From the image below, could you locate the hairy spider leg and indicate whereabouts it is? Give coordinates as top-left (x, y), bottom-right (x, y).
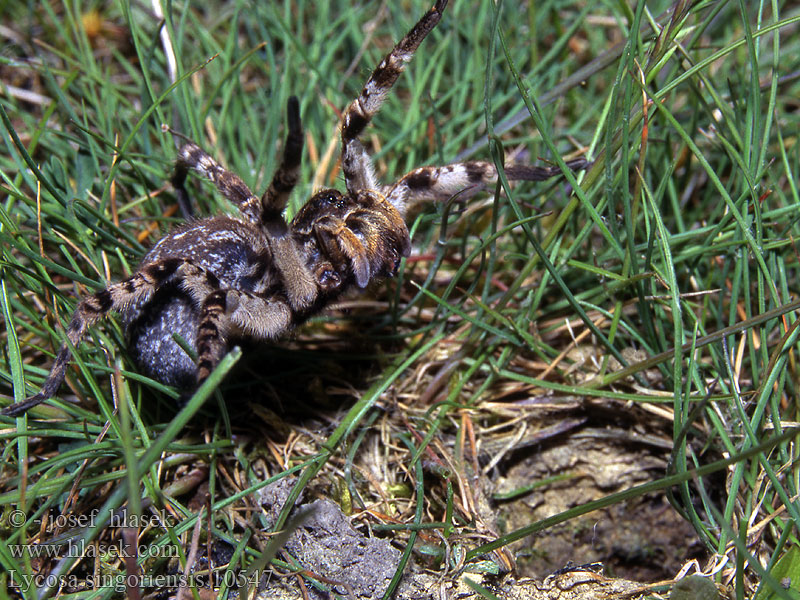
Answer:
top-left (172, 98), bottom-right (303, 227)
top-left (261, 96), bottom-right (304, 219)
top-left (193, 290), bottom-right (230, 385)
top-left (2, 258), bottom-right (225, 416)
top-left (337, 0), bottom-right (586, 215)
top-left (340, 0), bottom-right (448, 197)
top-left (385, 158), bottom-right (593, 214)
top-left (172, 144), bottom-right (263, 225)
top-left (194, 288), bottom-right (293, 385)
top-left (259, 97), bottom-right (318, 308)
top-left (172, 100), bottom-right (317, 310)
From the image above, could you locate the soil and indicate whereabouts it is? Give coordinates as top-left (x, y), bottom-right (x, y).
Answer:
top-left (249, 396), bottom-right (711, 599)
top-left (495, 428), bottom-right (706, 581)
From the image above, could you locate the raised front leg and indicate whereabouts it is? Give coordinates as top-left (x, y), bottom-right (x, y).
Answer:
top-left (340, 0), bottom-right (448, 196)
top-left (260, 98), bottom-right (318, 311)
top-left (260, 96), bottom-right (304, 220)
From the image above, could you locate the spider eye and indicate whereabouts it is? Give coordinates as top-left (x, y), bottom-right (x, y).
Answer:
top-left (320, 191), bottom-right (345, 208)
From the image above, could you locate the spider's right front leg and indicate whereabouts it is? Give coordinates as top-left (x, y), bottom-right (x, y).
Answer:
top-left (261, 96), bottom-right (304, 219)
top-left (259, 96), bottom-right (319, 311)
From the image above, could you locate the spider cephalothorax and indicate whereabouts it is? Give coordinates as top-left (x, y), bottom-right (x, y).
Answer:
top-left (291, 188), bottom-right (411, 292)
top-left (4, 0), bottom-right (585, 416)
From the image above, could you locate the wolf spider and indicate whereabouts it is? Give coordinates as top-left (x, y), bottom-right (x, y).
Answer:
top-left (4, 0), bottom-right (586, 417)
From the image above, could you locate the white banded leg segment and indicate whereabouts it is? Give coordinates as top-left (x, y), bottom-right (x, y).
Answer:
top-left (385, 158), bottom-right (593, 216)
top-left (385, 162), bottom-right (499, 215)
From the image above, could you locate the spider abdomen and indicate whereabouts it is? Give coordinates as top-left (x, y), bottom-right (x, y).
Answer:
top-left (124, 283), bottom-right (199, 388)
top-left (123, 216), bottom-right (281, 388)
top-left (145, 217), bottom-right (274, 291)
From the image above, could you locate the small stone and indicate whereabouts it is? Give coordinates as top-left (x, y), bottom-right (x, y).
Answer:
top-left (670, 576), bottom-right (719, 600)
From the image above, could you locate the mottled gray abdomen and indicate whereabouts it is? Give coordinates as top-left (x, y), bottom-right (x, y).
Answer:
top-left (120, 216), bottom-right (275, 390)
top-left (122, 283), bottom-right (199, 389)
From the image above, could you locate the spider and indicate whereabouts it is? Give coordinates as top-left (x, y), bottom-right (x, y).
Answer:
top-left (4, 0), bottom-right (585, 417)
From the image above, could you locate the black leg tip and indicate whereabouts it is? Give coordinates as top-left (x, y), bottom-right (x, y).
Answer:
top-left (2, 393), bottom-right (47, 417)
top-left (286, 96), bottom-right (301, 133)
